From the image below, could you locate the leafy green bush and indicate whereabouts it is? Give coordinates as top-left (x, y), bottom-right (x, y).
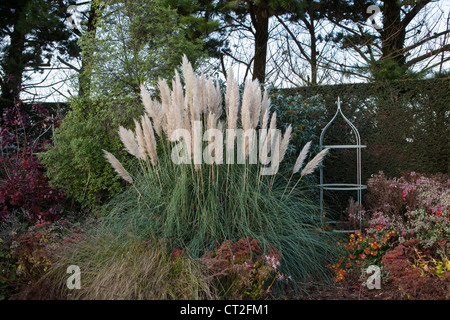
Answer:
top-left (40, 96), bottom-right (141, 209)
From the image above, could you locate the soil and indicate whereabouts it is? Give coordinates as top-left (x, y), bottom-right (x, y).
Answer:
top-left (298, 273), bottom-right (403, 300)
top-left (295, 269), bottom-right (449, 300)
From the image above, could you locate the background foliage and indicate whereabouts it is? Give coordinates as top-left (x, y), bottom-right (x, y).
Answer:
top-left (39, 96), bottom-right (140, 209)
top-left (273, 77), bottom-right (449, 215)
top-left (40, 0), bottom-right (207, 209)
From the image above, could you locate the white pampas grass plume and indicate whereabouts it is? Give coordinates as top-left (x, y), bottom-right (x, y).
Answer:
top-left (134, 119), bottom-right (147, 160)
top-left (119, 126), bottom-right (140, 158)
top-left (198, 74), bottom-right (207, 114)
top-left (140, 85), bottom-right (152, 114)
top-left (171, 70), bottom-right (185, 131)
top-left (190, 76), bottom-right (201, 123)
top-left (157, 78), bottom-right (173, 136)
top-left (261, 108), bottom-right (269, 132)
top-left (182, 54), bottom-right (195, 107)
top-left (300, 148), bottom-right (329, 177)
top-left (260, 111), bottom-right (277, 161)
top-left (261, 90), bottom-right (270, 124)
top-left (241, 80), bottom-right (252, 132)
top-left (293, 141), bottom-right (312, 174)
top-left (206, 112), bottom-right (218, 131)
top-left (279, 124), bottom-right (292, 163)
top-left (206, 112), bottom-right (218, 145)
top-left (206, 78), bottom-right (222, 117)
top-left (251, 80), bottom-right (261, 129)
top-left (272, 130), bottom-right (281, 175)
top-left (214, 81), bottom-right (223, 117)
top-left (225, 70), bottom-right (239, 131)
top-left (103, 150), bottom-right (133, 184)
top-left (140, 86), bottom-right (163, 136)
top-left (268, 111), bottom-right (277, 147)
top-left (148, 100), bottom-right (163, 136)
top-left (141, 114), bottom-right (158, 166)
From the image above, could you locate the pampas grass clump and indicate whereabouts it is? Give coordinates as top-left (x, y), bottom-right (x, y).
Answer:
top-left (100, 55), bottom-right (335, 284)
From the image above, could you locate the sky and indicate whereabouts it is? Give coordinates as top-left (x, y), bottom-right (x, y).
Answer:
top-left (19, 0), bottom-right (450, 103)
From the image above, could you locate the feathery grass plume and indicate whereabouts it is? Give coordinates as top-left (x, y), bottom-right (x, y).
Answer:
top-left (261, 90), bottom-right (270, 123)
top-left (214, 81), bottom-right (223, 117)
top-left (205, 112), bottom-right (220, 160)
top-left (259, 111), bottom-right (276, 165)
top-left (159, 78), bottom-right (178, 138)
top-left (206, 112), bottom-right (218, 131)
top-left (140, 86), bottom-right (163, 136)
top-left (225, 70), bottom-right (239, 131)
top-left (102, 150), bottom-right (133, 184)
top-left (171, 70), bottom-right (185, 131)
top-left (206, 78), bottom-right (222, 117)
top-left (241, 80), bottom-right (252, 131)
top-left (118, 126), bottom-right (140, 158)
top-left (267, 111), bottom-right (277, 147)
top-left (183, 110), bottom-right (191, 133)
top-left (141, 114), bottom-right (158, 166)
top-left (198, 74), bottom-right (207, 114)
top-left (182, 54), bottom-right (195, 108)
top-left (258, 109), bottom-right (270, 163)
top-left (134, 119), bottom-right (147, 160)
top-left (279, 124), bottom-right (292, 163)
top-left (190, 76), bottom-right (201, 123)
top-left (191, 82), bottom-right (202, 171)
top-left (272, 129), bottom-right (282, 175)
top-left (241, 80), bottom-right (256, 160)
top-left (261, 108), bottom-right (269, 131)
top-left (293, 141), bottom-right (312, 174)
top-left (225, 70), bottom-right (239, 162)
top-left (251, 80), bottom-right (261, 129)
top-left (140, 84), bottom-right (152, 114)
top-left (301, 148), bottom-right (329, 177)
top-left (206, 112), bottom-right (216, 147)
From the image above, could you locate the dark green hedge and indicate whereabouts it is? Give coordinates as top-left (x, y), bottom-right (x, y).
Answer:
top-left (274, 78), bottom-right (449, 217)
top-left (276, 77), bottom-right (449, 179)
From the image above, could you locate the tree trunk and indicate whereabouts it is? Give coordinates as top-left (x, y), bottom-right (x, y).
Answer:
top-left (78, 2), bottom-right (100, 97)
top-left (1, 3), bottom-right (27, 106)
top-left (381, 0), bottom-right (406, 66)
top-left (251, 1), bottom-right (269, 84)
top-left (304, 11), bottom-right (317, 85)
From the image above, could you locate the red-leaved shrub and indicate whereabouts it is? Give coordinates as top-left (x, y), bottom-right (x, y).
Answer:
top-left (0, 100), bottom-right (65, 223)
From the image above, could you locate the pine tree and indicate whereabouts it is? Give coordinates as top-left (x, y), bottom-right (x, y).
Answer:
top-left (0, 0), bottom-right (79, 109)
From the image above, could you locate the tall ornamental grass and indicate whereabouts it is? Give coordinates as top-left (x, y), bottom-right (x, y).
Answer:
top-left (101, 56), bottom-right (336, 282)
